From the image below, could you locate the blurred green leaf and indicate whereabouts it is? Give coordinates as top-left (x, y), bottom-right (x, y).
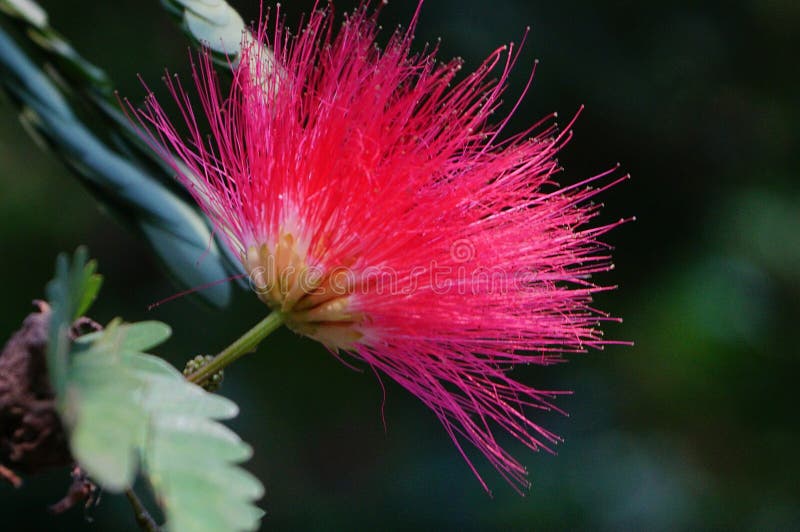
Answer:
top-left (44, 246), bottom-right (102, 396)
top-left (76, 320), bottom-right (172, 352)
top-left (63, 321), bottom-right (264, 531)
top-left (163, 0), bottom-right (246, 64)
top-left (42, 250), bottom-right (262, 531)
top-left (0, 3), bottom-right (236, 306)
top-left (76, 261), bottom-right (103, 318)
top-left (717, 187), bottom-right (800, 283)
top-left (0, 0), bottom-right (46, 28)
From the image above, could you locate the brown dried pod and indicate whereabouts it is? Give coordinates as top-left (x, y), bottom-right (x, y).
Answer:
top-left (0, 301), bottom-right (72, 485)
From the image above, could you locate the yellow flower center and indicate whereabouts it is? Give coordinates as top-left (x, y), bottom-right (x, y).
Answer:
top-left (244, 233), bottom-right (362, 350)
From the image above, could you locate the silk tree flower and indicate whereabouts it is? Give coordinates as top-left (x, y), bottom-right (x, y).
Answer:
top-left (132, 2), bottom-right (627, 492)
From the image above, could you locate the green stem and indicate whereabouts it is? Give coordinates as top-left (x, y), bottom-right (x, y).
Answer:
top-left (125, 488), bottom-right (160, 532)
top-left (188, 311), bottom-right (284, 385)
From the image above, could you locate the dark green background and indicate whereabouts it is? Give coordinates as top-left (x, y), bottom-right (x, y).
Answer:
top-left (1, 0), bottom-right (798, 529)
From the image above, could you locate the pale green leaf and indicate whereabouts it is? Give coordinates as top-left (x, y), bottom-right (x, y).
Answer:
top-left (60, 323), bottom-right (264, 532)
top-left (136, 374), bottom-right (240, 420)
top-left (183, 3), bottom-right (245, 56)
top-left (161, 0), bottom-right (249, 65)
top-left (0, 0), bottom-right (47, 28)
top-left (147, 418), bottom-right (253, 464)
top-left (44, 247), bottom-right (103, 396)
top-left (76, 320), bottom-right (172, 352)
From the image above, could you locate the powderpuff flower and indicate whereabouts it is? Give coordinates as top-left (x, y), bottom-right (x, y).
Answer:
top-left (132, 1), bottom-right (627, 492)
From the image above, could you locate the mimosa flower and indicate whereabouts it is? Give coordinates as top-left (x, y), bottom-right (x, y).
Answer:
top-left (132, 2), bottom-right (627, 492)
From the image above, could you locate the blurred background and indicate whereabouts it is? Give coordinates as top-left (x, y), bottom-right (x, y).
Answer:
top-left (1, 0), bottom-right (798, 529)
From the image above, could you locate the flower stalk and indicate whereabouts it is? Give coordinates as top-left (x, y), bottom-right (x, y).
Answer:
top-left (187, 311), bottom-right (284, 385)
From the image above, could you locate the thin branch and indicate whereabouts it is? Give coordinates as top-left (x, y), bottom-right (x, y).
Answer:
top-left (0, 464), bottom-right (22, 488)
top-left (187, 311), bottom-right (283, 385)
top-left (125, 488), bottom-right (160, 532)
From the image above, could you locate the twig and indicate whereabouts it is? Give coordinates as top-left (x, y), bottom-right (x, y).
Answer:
top-left (0, 464), bottom-right (22, 488)
top-left (125, 488), bottom-right (160, 532)
top-left (49, 466), bottom-right (98, 515)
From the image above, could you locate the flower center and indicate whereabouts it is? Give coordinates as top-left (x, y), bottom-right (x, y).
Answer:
top-left (244, 233), bottom-right (362, 349)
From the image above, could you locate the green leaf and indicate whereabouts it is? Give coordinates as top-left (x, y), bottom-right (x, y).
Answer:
top-left (44, 247), bottom-right (103, 396)
top-left (0, 0), bottom-right (47, 28)
top-left (42, 254), bottom-right (263, 530)
top-left (0, 3), bottom-right (236, 308)
top-left (76, 320), bottom-right (172, 352)
top-left (183, 6), bottom-right (244, 57)
top-left (167, 0), bottom-right (246, 64)
top-left (76, 259), bottom-right (103, 318)
top-left (44, 247), bottom-right (95, 322)
top-left (62, 322), bottom-right (264, 532)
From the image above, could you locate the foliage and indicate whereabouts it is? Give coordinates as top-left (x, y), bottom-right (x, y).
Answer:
top-left (45, 249), bottom-right (264, 531)
top-left (161, 0), bottom-right (247, 65)
top-left (0, 0), bottom-right (236, 307)
top-left (44, 246), bottom-right (102, 398)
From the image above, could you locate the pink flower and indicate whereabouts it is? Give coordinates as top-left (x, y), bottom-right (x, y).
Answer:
top-left (133, 2), bottom-right (627, 492)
